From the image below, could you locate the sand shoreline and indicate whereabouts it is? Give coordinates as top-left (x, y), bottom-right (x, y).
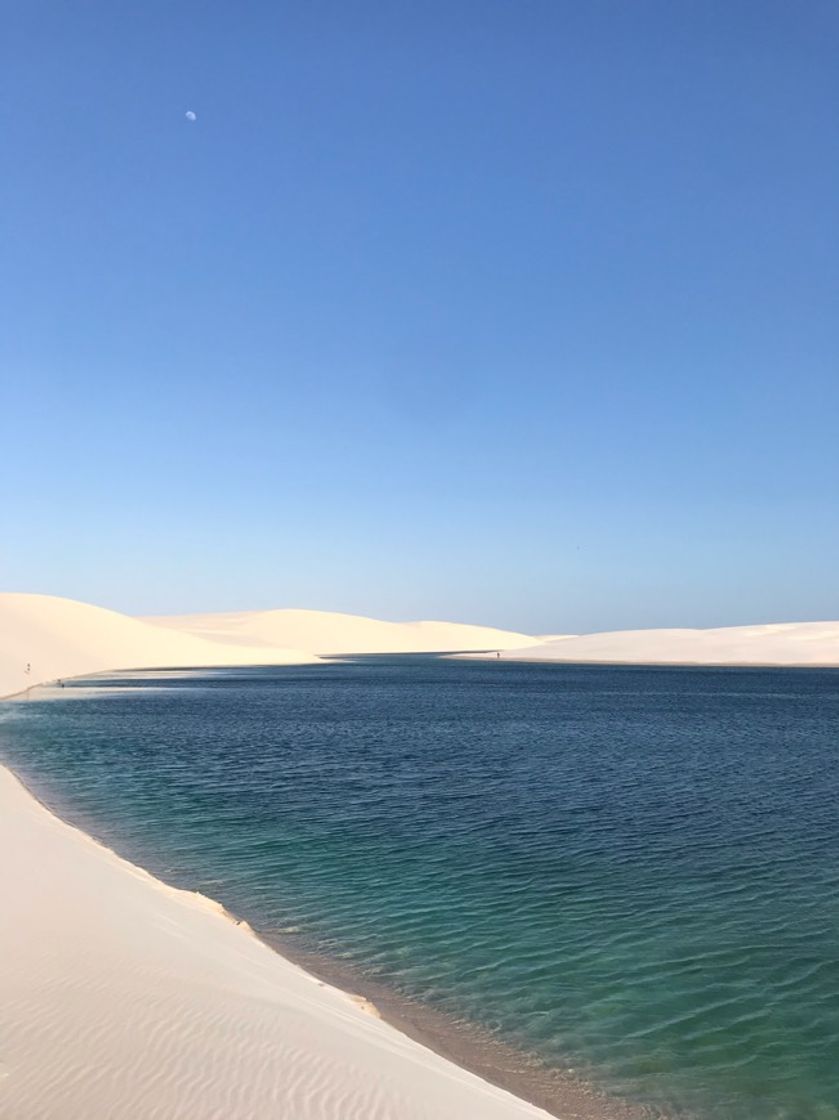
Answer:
top-left (0, 742), bottom-right (564, 1120)
top-left (256, 928), bottom-right (647, 1120)
top-left (4, 742), bottom-right (644, 1120)
top-left (459, 653), bottom-right (839, 669)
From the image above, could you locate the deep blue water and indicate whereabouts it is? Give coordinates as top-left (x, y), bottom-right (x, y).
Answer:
top-left (3, 658), bottom-right (839, 1119)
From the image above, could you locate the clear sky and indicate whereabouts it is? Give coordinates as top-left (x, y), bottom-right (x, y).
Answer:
top-left (2, 1), bottom-right (837, 633)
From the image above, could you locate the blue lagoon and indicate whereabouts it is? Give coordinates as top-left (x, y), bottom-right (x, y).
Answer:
top-left (2, 658), bottom-right (839, 1119)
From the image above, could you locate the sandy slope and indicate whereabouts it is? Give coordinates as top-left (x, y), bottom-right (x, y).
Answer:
top-left (146, 607), bottom-right (536, 654)
top-left (487, 622), bottom-right (839, 666)
top-left (0, 766), bottom-right (552, 1120)
top-left (0, 593), bottom-right (317, 698)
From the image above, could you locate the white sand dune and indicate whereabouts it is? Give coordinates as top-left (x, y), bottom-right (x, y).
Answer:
top-left (0, 765), bottom-right (552, 1120)
top-left (488, 622), bottom-right (839, 666)
top-left (0, 593), bottom-right (317, 699)
top-left (146, 607), bottom-right (536, 654)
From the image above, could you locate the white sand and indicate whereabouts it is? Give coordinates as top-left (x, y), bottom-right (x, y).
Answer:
top-left (0, 594), bottom-right (552, 1119)
top-left (0, 593), bottom-right (317, 699)
top-left (481, 622), bottom-right (839, 666)
top-left (146, 607), bottom-right (537, 654)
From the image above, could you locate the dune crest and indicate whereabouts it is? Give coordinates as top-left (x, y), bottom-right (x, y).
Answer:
top-left (146, 607), bottom-right (537, 654)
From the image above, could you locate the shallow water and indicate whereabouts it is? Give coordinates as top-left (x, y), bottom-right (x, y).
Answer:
top-left (3, 658), bottom-right (839, 1119)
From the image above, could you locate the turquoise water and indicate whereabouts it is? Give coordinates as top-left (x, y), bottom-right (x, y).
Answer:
top-left (3, 659), bottom-right (839, 1118)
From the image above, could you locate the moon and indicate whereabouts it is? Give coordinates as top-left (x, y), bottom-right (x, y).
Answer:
top-left (185, 110), bottom-right (197, 122)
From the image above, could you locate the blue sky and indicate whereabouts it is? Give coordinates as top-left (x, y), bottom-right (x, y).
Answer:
top-left (2, 1), bottom-right (837, 632)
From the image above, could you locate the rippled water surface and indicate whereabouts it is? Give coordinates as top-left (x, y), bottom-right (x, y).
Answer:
top-left (3, 659), bottom-right (839, 1119)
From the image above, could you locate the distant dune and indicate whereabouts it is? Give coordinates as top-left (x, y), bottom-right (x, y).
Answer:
top-left (0, 594), bottom-right (317, 698)
top-left (484, 622), bottom-right (839, 666)
top-left (145, 608), bottom-right (537, 655)
top-left (7, 599), bottom-right (839, 697)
